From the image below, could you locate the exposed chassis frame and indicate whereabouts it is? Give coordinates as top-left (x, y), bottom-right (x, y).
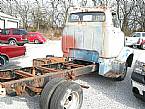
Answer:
top-left (0, 60), bottom-right (97, 96)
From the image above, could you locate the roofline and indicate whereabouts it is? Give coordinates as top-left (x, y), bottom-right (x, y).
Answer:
top-left (68, 6), bottom-right (110, 13)
top-left (0, 12), bottom-right (19, 21)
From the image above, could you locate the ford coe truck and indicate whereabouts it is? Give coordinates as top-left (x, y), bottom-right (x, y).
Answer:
top-left (62, 6), bottom-right (134, 81)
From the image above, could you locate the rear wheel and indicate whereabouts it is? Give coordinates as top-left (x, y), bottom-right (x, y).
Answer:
top-left (50, 81), bottom-right (83, 109)
top-left (40, 78), bottom-right (66, 109)
top-left (9, 39), bottom-right (17, 45)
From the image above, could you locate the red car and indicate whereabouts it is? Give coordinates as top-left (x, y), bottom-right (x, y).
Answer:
top-left (0, 28), bottom-right (28, 46)
top-left (27, 32), bottom-right (46, 44)
top-left (0, 45), bottom-right (26, 66)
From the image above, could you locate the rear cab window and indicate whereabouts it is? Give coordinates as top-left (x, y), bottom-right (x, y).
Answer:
top-left (68, 12), bottom-right (105, 22)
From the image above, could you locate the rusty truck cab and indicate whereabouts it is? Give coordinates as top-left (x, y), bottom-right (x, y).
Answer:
top-left (62, 6), bottom-right (134, 80)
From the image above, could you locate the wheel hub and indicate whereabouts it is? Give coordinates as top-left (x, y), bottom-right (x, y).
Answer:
top-left (9, 40), bottom-right (16, 45)
top-left (63, 91), bottom-right (79, 109)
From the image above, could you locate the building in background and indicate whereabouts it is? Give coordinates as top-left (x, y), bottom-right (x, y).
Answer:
top-left (0, 12), bottom-right (19, 29)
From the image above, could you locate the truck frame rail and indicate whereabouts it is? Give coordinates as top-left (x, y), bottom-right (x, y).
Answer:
top-left (0, 60), bottom-right (97, 96)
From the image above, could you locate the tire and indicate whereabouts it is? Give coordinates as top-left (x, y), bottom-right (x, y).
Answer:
top-left (115, 63), bottom-right (128, 81)
top-left (40, 78), bottom-right (65, 109)
top-left (0, 55), bottom-right (6, 66)
top-left (50, 81), bottom-right (83, 109)
top-left (132, 45), bottom-right (137, 49)
top-left (9, 39), bottom-right (17, 45)
top-left (34, 40), bottom-right (39, 44)
top-left (132, 87), bottom-right (145, 101)
top-left (17, 43), bottom-right (25, 46)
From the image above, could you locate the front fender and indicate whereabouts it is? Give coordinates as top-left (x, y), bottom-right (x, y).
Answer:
top-left (116, 47), bottom-right (134, 66)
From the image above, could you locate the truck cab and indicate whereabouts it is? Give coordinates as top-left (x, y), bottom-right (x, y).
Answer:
top-left (125, 32), bottom-right (145, 49)
top-left (62, 6), bottom-right (134, 81)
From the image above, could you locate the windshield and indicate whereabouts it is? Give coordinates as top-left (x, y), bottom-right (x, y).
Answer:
top-left (68, 12), bottom-right (105, 22)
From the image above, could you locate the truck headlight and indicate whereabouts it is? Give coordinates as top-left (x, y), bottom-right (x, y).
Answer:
top-left (133, 60), bottom-right (145, 75)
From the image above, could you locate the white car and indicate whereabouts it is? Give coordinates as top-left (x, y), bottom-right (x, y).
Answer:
top-left (125, 32), bottom-right (145, 49)
top-left (131, 53), bottom-right (145, 100)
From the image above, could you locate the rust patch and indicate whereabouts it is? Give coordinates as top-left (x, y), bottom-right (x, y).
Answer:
top-left (104, 70), bottom-right (124, 78)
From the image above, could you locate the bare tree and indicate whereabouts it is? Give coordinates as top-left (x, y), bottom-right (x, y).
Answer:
top-left (134, 0), bottom-right (145, 31)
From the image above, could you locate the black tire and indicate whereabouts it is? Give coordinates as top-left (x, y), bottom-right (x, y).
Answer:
top-left (8, 39), bottom-right (17, 45)
top-left (115, 63), bottom-right (128, 81)
top-left (50, 81), bottom-right (83, 109)
top-left (0, 55), bottom-right (7, 66)
top-left (133, 93), bottom-right (145, 101)
top-left (132, 45), bottom-right (137, 49)
top-left (40, 78), bottom-right (65, 109)
top-left (17, 43), bottom-right (25, 46)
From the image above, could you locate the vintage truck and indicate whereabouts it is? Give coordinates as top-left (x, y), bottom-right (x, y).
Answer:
top-left (0, 6), bottom-right (134, 109)
top-left (62, 6), bottom-right (134, 81)
top-left (0, 45), bottom-right (26, 66)
top-left (125, 32), bottom-right (145, 49)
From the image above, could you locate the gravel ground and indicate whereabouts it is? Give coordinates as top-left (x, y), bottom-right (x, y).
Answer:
top-left (0, 40), bottom-right (145, 109)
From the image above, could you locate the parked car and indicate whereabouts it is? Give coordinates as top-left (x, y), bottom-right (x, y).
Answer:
top-left (131, 53), bottom-right (145, 100)
top-left (0, 45), bottom-right (26, 66)
top-left (125, 32), bottom-right (145, 49)
top-left (0, 28), bottom-right (28, 46)
top-left (27, 32), bottom-right (46, 44)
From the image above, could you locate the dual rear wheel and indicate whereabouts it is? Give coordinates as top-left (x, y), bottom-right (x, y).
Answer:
top-left (40, 78), bottom-right (83, 109)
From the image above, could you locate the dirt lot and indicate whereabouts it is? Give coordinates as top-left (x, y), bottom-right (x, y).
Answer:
top-left (0, 40), bottom-right (145, 109)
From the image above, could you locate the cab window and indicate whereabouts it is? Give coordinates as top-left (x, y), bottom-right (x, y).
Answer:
top-left (142, 33), bottom-right (145, 37)
top-left (132, 33), bottom-right (140, 37)
top-left (68, 12), bottom-right (105, 22)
